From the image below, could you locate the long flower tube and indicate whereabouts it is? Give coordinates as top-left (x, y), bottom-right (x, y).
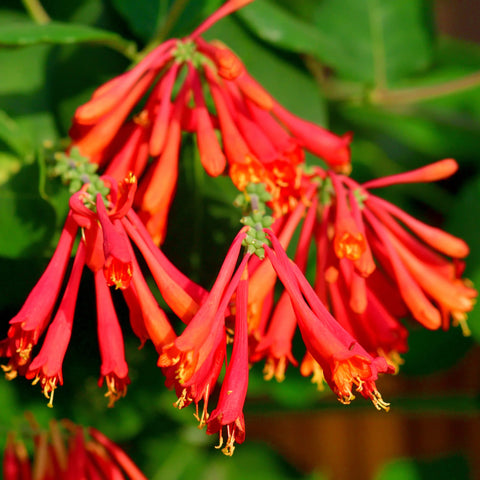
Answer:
top-left (252, 160), bottom-right (476, 373)
top-left (0, 175), bottom-right (206, 406)
top-left (2, 417), bottom-right (147, 480)
top-left (68, 0), bottom-right (352, 243)
top-left (156, 198), bottom-right (393, 454)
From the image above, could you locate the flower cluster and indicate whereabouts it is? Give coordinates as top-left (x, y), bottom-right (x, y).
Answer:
top-left (250, 160), bottom-right (476, 386)
top-left (0, 173), bottom-right (206, 407)
top-left (1, 0), bottom-right (477, 458)
top-left (69, 0), bottom-right (351, 243)
top-left (3, 415), bottom-right (146, 479)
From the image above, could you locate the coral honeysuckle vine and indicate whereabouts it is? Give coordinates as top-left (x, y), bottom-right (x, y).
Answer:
top-left (1, 0), bottom-right (477, 459)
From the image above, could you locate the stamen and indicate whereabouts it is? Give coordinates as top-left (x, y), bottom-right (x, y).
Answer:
top-left (1, 364), bottom-right (18, 381)
top-left (370, 390), bottom-right (390, 412)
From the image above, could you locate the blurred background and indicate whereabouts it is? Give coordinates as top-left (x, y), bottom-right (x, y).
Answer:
top-left (1, 1), bottom-right (480, 479)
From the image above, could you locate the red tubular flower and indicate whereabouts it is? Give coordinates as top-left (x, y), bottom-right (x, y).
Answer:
top-left (188, 0), bottom-right (255, 39)
top-left (88, 428), bottom-right (147, 480)
top-left (134, 70), bottom-right (193, 244)
top-left (166, 327), bottom-right (226, 422)
top-left (251, 291), bottom-right (298, 382)
top-left (158, 230), bottom-right (256, 451)
top-left (94, 269), bottom-right (130, 407)
top-left (247, 184), bottom-right (316, 333)
top-left (126, 249), bottom-right (177, 353)
top-left (301, 159), bottom-right (475, 354)
top-left (251, 194), bottom-right (317, 381)
top-left (158, 231), bottom-right (247, 380)
top-left (70, 39), bottom-right (177, 158)
top-left (3, 417), bottom-right (147, 480)
top-left (190, 64), bottom-right (226, 176)
top-left (96, 194), bottom-right (132, 289)
top-left (3, 434), bottom-right (31, 480)
top-left (1, 214), bottom-right (78, 376)
top-left (122, 209), bottom-right (208, 322)
top-left (1, 175), bottom-right (207, 405)
top-left (67, 0), bottom-right (354, 244)
top-left (25, 243), bottom-right (86, 407)
top-left (207, 267), bottom-right (249, 456)
top-left (272, 102), bottom-right (352, 173)
top-left (264, 230), bottom-right (393, 409)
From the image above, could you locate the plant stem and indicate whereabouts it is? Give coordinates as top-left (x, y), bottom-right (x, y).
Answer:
top-left (22, 0), bottom-right (50, 24)
top-left (370, 70), bottom-right (480, 105)
top-left (139, 0), bottom-right (191, 59)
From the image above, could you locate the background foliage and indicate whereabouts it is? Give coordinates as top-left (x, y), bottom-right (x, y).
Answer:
top-left (0, 0), bottom-right (479, 479)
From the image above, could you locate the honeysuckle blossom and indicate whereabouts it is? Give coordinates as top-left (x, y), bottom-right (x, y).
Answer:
top-left (2, 417), bottom-right (147, 480)
top-left (157, 183), bottom-right (394, 454)
top-left (0, 175), bottom-right (206, 407)
top-left (317, 159), bottom-right (476, 333)
top-left (68, 0), bottom-right (351, 242)
top-left (248, 160), bottom-right (476, 379)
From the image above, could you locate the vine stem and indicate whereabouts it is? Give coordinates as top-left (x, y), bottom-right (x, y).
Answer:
top-left (22, 0), bottom-right (50, 24)
top-left (138, 0), bottom-right (191, 60)
top-left (370, 70), bottom-right (480, 105)
top-left (305, 55), bottom-right (480, 106)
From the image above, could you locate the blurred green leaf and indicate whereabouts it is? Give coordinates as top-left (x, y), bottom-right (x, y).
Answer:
top-left (110, 0), bottom-right (162, 43)
top-left (110, 0), bottom-right (223, 44)
top-left (0, 21), bottom-right (136, 57)
top-left (0, 152), bottom-right (22, 185)
top-left (338, 38), bottom-right (480, 163)
top-left (401, 325), bottom-right (473, 376)
top-left (311, 0), bottom-right (434, 83)
top-left (0, 163), bottom-right (56, 258)
top-left (236, 0), bottom-right (344, 60)
top-left (0, 110), bottom-right (34, 159)
top-left (375, 454), bottom-right (470, 480)
top-left (0, 11), bottom-right (58, 148)
top-left (239, 0), bottom-right (434, 84)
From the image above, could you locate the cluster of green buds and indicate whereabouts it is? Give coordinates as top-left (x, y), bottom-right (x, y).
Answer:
top-left (49, 146), bottom-right (110, 209)
top-left (317, 176), bottom-right (335, 206)
top-left (235, 183), bottom-right (274, 260)
top-left (173, 39), bottom-right (209, 68)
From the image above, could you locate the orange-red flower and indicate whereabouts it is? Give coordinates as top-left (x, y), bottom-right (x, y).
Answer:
top-left (1, 176), bottom-right (205, 406)
top-left (68, 0), bottom-right (351, 242)
top-left (2, 417), bottom-right (147, 480)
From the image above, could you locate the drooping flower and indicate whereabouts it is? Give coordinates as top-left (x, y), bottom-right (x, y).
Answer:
top-left (2, 416), bottom-right (147, 480)
top-left (157, 185), bottom-right (393, 454)
top-left (249, 160), bottom-right (476, 377)
top-left (318, 159), bottom-right (476, 333)
top-left (1, 175), bottom-right (206, 406)
top-left (68, 0), bottom-right (351, 242)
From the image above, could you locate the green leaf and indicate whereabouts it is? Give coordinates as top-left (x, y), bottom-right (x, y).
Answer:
top-left (312, 0), bottom-right (434, 83)
top-left (0, 21), bottom-right (136, 57)
top-left (110, 0), bottom-right (162, 43)
top-left (110, 0), bottom-right (223, 44)
top-left (375, 454), bottom-right (470, 480)
top-left (0, 151), bottom-right (22, 185)
top-left (0, 162), bottom-right (56, 258)
top-left (0, 11), bottom-right (59, 148)
top-left (0, 111), bottom-right (34, 159)
top-left (239, 0), bottom-right (434, 84)
top-left (235, 0), bottom-right (344, 60)
top-left (401, 326), bottom-right (473, 376)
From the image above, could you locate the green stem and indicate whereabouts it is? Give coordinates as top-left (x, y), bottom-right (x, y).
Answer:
top-left (138, 0), bottom-right (191, 60)
top-left (370, 70), bottom-right (480, 105)
top-left (367, 0), bottom-right (387, 89)
top-left (103, 39), bottom-right (138, 62)
top-left (21, 0), bottom-right (50, 24)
